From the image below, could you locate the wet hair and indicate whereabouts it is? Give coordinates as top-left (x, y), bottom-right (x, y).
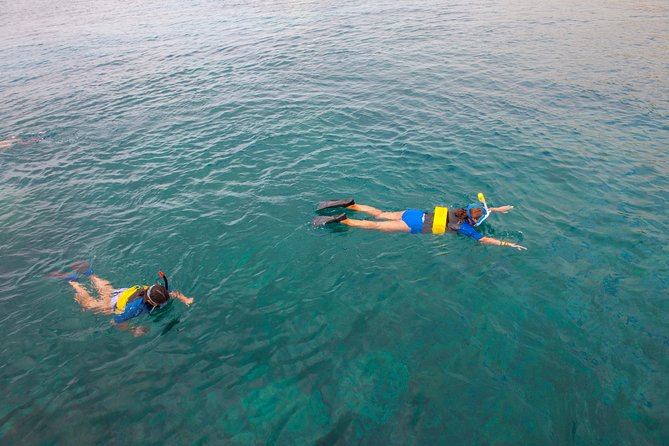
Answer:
top-left (145, 284), bottom-right (170, 307)
top-left (454, 207), bottom-right (483, 222)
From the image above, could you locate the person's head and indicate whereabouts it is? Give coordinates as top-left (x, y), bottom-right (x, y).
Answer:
top-left (454, 206), bottom-right (486, 225)
top-left (145, 284), bottom-right (170, 307)
top-left (468, 205), bottom-right (485, 225)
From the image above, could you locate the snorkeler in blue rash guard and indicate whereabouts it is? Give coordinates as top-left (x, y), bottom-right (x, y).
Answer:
top-left (67, 268), bottom-right (194, 336)
top-left (312, 194), bottom-right (527, 250)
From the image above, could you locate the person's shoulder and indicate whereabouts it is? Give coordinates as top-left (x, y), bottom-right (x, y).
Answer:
top-left (458, 222), bottom-right (483, 240)
top-left (113, 311), bottom-right (133, 323)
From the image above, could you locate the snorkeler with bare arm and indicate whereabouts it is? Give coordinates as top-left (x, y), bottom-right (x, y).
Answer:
top-left (312, 193), bottom-right (527, 250)
top-left (52, 261), bottom-right (194, 336)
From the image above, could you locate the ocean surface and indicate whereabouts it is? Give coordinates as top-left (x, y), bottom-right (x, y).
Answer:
top-left (1, 0), bottom-right (668, 444)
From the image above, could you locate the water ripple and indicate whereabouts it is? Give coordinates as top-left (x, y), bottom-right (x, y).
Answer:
top-left (1, 0), bottom-right (668, 444)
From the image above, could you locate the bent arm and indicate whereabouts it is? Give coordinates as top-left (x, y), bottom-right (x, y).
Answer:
top-left (479, 237), bottom-right (527, 250)
top-left (112, 321), bottom-right (149, 336)
top-left (170, 291), bottom-right (194, 306)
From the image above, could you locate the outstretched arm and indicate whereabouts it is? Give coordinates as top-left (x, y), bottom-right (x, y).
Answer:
top-left (489, 205), bottom-right (514, 213)
top-left (170, 291), bottom-right (194, 305)
top-left (479, 237), bottom-right (527, 250)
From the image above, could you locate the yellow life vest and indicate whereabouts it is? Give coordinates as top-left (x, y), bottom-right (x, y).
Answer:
top-left (432, 206), bottom-right (448, 234)
top-left (113, 285), bottom-right (147, 315)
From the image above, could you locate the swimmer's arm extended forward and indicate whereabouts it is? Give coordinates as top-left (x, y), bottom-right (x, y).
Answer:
top-left (479, 237), bottom-right (527, 250)
top-left (170, 291), bottom-right (194, 306)
top-left (489, 205), bottom-right (514, 213)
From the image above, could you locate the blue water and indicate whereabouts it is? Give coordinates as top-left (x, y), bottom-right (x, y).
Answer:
top-left (1, 0), bottom-right (668, 444)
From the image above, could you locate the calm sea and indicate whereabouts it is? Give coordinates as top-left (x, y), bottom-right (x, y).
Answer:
top-left (1, 0), bottom-right (668, 444)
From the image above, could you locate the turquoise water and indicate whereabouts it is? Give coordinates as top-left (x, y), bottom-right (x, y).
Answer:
top-left (1, 0), bottom-right (668, 444)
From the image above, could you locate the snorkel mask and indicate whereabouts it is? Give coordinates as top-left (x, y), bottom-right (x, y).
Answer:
top-left (467, 192), bottom-right (490, 227)
top-left (146, 271), bottom-right (170, 308)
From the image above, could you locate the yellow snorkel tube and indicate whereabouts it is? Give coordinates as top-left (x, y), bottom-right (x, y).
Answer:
top-left (477, 192), bottom-right (487, 208)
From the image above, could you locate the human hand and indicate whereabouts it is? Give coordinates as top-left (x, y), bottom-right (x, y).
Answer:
top-left (496, 205), bottom-right (514, 213)
top-left (133, 326), bottom-right (149, 337)
top-left (172, 291), bottom-right (194, 305)
top-left (507, 242), bottom-right (527, 251)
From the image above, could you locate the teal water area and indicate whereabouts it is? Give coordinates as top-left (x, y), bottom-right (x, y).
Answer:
top-left (1, 0), bottom-right (668, 444)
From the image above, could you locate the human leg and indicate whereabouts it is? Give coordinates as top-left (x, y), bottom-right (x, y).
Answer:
top-left (90, 275), bottom-right (114, 309)
top-left (69, 281), bottom-right (109, 313)
top-left (347, 204), bottom-right (405, 220)
top-left (340, 218), bottom-right (411, 233)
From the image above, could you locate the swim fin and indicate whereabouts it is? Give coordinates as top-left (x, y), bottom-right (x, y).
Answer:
top-left (312, 213), bottom-right (347, 227)
top-left (47, 260), bottom-right (94, 282)
top-left (71, 260), bottom-right (93, 276)
top-left (316, 198), bottom-right (354, 211)
top-left (46, 271), bottom-right (81, 282)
